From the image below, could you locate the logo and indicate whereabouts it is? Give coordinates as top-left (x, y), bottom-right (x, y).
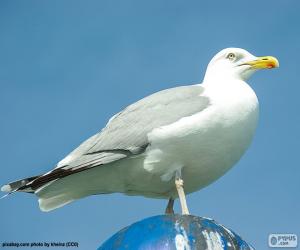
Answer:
top-left (268, 234), bottom-right (297, 248)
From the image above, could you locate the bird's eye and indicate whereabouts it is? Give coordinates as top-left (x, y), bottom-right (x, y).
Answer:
top-left (227, 53), bottom-right (236, 61)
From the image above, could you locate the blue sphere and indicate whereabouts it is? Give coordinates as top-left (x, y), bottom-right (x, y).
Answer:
top-left (98, 215), bottom-right (254, 250)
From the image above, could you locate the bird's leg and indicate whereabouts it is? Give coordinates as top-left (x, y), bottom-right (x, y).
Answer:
top-left (165, 198), bottom-right (174, 214)
top-left (175, 170), bottom-right (190, 215)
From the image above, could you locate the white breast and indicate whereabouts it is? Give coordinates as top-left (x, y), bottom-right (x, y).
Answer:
top-left (143, 80), bottom-right (259, 195)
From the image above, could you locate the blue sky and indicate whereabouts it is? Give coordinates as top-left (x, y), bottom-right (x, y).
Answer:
top-left (0, 1), bottom-right (299, 249)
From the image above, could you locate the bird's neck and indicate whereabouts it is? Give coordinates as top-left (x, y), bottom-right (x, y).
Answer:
top-left (201, 76), bottom-right (256, 107)
top-left (202, 74), bottom-right (242, 88)
top-left (201, 74), bottom-right (254, 102)
top-left (203, 68), bottom-right (237, 83)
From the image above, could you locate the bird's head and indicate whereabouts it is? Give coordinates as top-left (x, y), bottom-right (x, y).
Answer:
top-left (204, 48), bottom-right (279, 82)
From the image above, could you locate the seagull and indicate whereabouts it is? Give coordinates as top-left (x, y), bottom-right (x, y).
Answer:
top-left (1, 48), bottom-right (278, 214)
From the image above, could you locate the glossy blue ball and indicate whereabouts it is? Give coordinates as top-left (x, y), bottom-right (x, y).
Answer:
top-left (98, 215), bottom-right (254, 250)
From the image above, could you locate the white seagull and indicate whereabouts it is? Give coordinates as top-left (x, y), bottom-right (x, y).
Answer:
top-left (1, 48), bottom-right (279, 214)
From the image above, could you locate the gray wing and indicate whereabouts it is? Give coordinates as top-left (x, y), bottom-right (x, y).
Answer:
top-left (62, 84), bottom-right (209, 167)
top-left (21, 84), bottom-right (209, 191)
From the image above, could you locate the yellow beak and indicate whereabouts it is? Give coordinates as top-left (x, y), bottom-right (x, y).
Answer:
top-left (241, 56), bottom-right (279, 69)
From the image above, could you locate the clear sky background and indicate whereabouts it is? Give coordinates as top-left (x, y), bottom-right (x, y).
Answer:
top-left (0, 1), bottom-right (299, 249)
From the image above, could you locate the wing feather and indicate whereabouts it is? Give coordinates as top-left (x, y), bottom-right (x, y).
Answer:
top-left (61, 84), bottom-right (209, 168)
top-left (20, 84), bottom-right (209, 191)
